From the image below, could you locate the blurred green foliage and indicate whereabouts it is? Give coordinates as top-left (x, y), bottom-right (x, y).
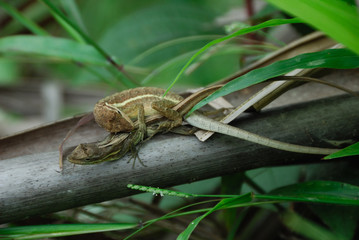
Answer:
top-left (0, 0), bottom-right (263, 88)
top-left (1, 1), bottom-right (359, 239)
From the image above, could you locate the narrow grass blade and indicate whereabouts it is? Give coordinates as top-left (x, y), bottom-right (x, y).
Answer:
top-left (129, 35), bottom-right (222, 65)
top-left (164, 18), bottom-right (303, 95)
top-left (40, 0), bottom-right (137, 87)
top-left (0, 223), bottom-right (138, 240)
top-left (60, 0), bottom-right (88, 34)
top-left (177, 193), bottom-right (252, 240)
top-left (255, 180), bottom-right (359, 206)
top-left (128, 183), bottom-right (242, 198)
top-left (0, 35), bottom-right (108, 66)
top-left (40, 0), bottom-right (87, 43)
top-left (0, 1), bottom-right (48, 36)
top-left (188, 48), bottom-right (359, 115)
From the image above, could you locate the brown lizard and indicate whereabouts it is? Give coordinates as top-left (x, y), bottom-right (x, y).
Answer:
top-left (66, 85), bottom-right (339, 165)
top-left (65, 85), bottom-right (223, 165)
top-left (61, 86), bottom-right (222, 168)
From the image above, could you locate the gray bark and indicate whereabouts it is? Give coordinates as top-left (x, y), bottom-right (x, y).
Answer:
top-left (0, 94), bottom-right (358, 223)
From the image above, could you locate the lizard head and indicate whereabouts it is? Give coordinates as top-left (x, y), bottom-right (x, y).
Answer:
top-left (67, 143), bottom-right (100, 164)
top-left (93, 101), bottom-right (134, 133)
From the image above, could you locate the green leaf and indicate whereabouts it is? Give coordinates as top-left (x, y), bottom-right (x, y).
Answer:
top-left (0, 223), bottom-right (137, 240)
top-left (266, 0), bottom-right (359, 55)
top-left (188, 48), bottom-right (359, 115)
top-left (255, 180), bottom-right (359, 205)
top-left (165, 17), bottom-right (303, 94)
top-left (324, 142), bottom-right (359, 159)
top-left (0, 35), bottom-right (108, 66)
top-left (129, 35), bottom-right (222, 66)
top-left (177, 193), bottom-right (252, 240)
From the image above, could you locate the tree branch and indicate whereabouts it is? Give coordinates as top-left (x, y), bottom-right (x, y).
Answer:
top-left (0, 94), bottom-right (358, 223)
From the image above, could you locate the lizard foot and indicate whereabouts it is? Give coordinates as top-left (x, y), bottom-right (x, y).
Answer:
top-left (127, 143), bottom-right (147, 168)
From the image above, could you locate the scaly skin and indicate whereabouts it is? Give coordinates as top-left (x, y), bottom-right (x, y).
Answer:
top-left (93, 87), bottom-right (183, 133)
top-left (186, 112), bottom-right (339, 155)
top-left (67, 125), bottom-right (153, 165)
top-left (67, 85), bottom-right (223, 165)
top-left (67, 132), bottom-right (129, 164)
top-left (67, 85), bottom-right (339, 165)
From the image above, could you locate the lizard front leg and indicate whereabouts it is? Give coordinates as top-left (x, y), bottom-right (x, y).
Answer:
top-left (112, 103), bottom-right (147, 140)
top-left (135, 103), bottom-right (146, 141)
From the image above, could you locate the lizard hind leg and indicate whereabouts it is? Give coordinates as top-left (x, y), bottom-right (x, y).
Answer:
top-left (127, 143), bottom-right (147, 168)
top-left (126, 128), bottom-right (147, 168)
top-left (152, 99), bottom-right (183, 129)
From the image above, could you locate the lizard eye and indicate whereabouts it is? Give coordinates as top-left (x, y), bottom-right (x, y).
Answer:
top-left (85, 158), bottom-right (92, 162)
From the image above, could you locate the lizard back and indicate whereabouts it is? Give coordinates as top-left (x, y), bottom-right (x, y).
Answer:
top-left (93, 87), bottom-right (183, 132)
